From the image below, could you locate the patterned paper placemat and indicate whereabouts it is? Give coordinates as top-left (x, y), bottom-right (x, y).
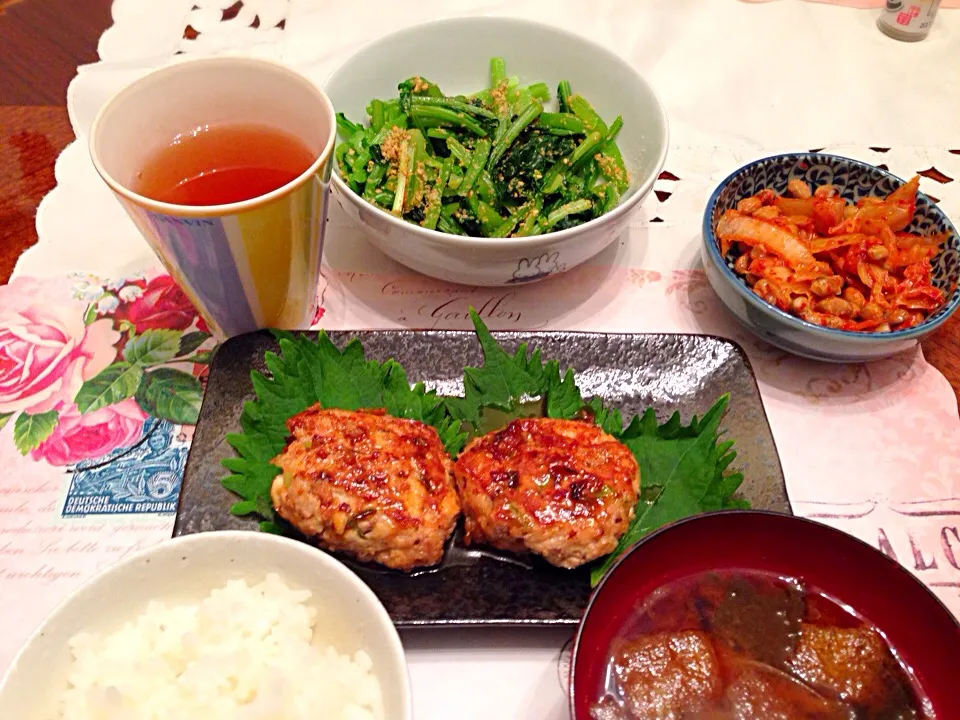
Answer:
top-left (3, 144), bottom-right (959, 672)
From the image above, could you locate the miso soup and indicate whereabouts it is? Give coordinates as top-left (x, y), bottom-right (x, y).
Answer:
top-left (591, 570), bottom-right (932, 719)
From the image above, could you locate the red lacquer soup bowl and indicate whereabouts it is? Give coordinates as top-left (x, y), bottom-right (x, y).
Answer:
top-left (570, 511), bottom-right (960, 719)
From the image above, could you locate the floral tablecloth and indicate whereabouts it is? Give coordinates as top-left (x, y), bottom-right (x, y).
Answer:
top-left (2, 1), bottom-right (959, 718)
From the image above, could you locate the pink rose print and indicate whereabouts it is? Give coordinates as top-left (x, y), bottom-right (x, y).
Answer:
top-left (113, 275), bottom-right (200, 334)
top-left (2, 272), bottom-right (215, 467)
top-left (30, 399), bottom-right (148, 467)
top-left (0, 277), bottom-right (119, 415)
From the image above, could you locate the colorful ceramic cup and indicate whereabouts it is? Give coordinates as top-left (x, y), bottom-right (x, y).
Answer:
top-left (89, 57), bottom-right (336, 339)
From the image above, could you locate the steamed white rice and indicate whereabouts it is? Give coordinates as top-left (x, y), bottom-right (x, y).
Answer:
top-left (59, 574), bottom-right (383, 720)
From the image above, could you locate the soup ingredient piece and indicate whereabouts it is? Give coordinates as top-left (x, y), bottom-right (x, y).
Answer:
top-left (59, 574), bottom-right (382, 720)
top-left (789, 624), bottom-right (917, 711)
top-left (453, 417), bottom-right (639, 568)
top-left (610, 631), bottom-right (723, 718)
top-left (134, 123), bottom-right (315, 206)
top-left (717, 175), bottom-right (947, 332)
top-left (333, 57), bottom-right (628, 238)
top-left (626, 572), bottom-right (730, 635)
top-left (726, 662), bottom-right (853, 720)
top-left (711, 575), bottom-right (805, 668)
top-left (271, 406), bottom-right (460, 571)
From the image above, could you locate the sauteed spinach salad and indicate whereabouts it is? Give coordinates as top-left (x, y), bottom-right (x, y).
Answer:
top-left (334, 57), bottom-right (629, 238)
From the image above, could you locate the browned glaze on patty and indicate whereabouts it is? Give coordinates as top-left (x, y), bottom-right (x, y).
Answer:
top-left (453, 417), bottom-right (639, 568)
top-left (270, 405), bottom-right (460, 571)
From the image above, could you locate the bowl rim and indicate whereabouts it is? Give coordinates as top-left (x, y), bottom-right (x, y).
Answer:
top-left (568, 508), bottom-right (960, 718)
top-left (323, 15), bottom-right (669, 248)
top-left (701, 152), bottom-right (960, 342)
top-left (0, 530), bottom-right (413, 717)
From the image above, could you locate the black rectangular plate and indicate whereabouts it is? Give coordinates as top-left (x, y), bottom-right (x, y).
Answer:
top-left (174, 330), bottom-right (790, 627)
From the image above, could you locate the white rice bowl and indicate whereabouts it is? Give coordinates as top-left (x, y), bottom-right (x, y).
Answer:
top-left (60, 575), bottom-right (382, 720)
top-left (0, 532), bottom-right (411, 720)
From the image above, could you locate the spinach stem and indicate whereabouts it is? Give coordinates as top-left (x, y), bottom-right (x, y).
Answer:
top-left (459, 139), bottom-right (491, 197)
top-left (544, 198), bottom-right (593, 230)
top-left (409, 106), bottom-right (488, 136)
top-left (410, 95), bottom-right (497, 120)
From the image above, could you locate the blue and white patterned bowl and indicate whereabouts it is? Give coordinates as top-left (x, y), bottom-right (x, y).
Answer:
top-left (702, 153), bottom-right (960, 363)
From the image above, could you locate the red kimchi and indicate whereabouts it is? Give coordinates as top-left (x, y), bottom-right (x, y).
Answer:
top-left (716, 176), bottom-right (946, 332)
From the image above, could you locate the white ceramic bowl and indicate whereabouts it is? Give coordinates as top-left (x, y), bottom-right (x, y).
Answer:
top-left (324, 17), bottom-right (668, 286)
top-left (0, 531), bottom-right (412, 720)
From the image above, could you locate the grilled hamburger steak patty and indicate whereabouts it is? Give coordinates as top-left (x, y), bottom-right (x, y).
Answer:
top-left (270, 405), bottom-right (460, 571)
top-left (453, 417), bottom-right (640, 569)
